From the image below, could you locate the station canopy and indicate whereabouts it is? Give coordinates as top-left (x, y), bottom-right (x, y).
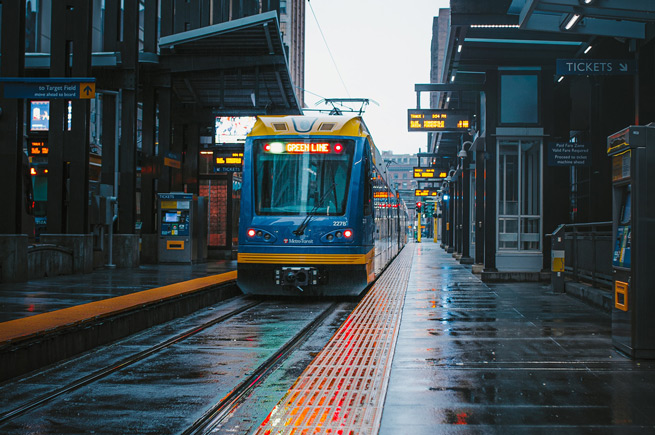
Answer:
top-left (431, 0), bottom-right (655, 158)
top-left (159, 11), bottom-right (301, 115)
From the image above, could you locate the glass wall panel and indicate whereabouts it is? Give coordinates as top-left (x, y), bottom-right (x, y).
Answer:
top-left (499, 218), bottom-right (518, 250)
top-left (497, 139), bottom-right (542, 252)
top-left (522, 140), bottom-right (541, 216)
top-left (499, 142), bottom-right (519, 215)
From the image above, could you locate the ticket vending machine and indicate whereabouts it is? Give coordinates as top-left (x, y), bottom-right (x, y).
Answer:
top-left (158, 193), bottom-right (206, 263)
top-left (607, 125), bottom-right (655, 358)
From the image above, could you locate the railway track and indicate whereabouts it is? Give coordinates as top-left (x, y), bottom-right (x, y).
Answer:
top-left (0, 295), bottom-right (353, 434)
top-left (0, 297), bottom-right (259, 426)
top-left (182, 302), bottom-right (339, 434)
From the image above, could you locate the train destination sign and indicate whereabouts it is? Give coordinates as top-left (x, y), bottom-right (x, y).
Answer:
top-left (413, 167), bottom-right (447, 179)
top-left (408, 109), bottom-right (470, 132)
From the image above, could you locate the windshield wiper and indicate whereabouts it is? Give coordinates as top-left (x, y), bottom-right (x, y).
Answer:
top-left (293, 183), bottom-right (336, 236)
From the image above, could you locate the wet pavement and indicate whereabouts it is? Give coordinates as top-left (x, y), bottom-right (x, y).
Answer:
top-left (0, 260), bottom-right (237, 322)
top-left (380, 242), bottom-right (655, 433)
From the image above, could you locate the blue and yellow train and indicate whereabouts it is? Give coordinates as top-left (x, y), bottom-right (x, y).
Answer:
top-left (237, 114), bottom-right (409, 296)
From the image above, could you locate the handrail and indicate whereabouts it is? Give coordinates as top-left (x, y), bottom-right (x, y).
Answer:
top-left (560, 221), bottom-right (612, 230)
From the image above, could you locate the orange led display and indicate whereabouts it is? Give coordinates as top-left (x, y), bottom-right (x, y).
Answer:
top-left (286, 143), bottom-right (330, 153)
top-left (407, 109), bottom-right (471, 132)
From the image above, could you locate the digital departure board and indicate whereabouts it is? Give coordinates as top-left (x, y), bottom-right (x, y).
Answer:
top-left (407, 110), bottom-right (471, 132)
top-left (415, 189), bottom-right (439, 197)
top-left (413, 168), bottom-right (447, 179)
top-left (28, 140), bottom-right (49, 156)
top-left (213, 147), bottom-right (244, 172)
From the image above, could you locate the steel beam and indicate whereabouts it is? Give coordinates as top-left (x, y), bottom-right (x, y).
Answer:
top-left (415, 83), bottom-right (485, 92)
top-left (522, 12), bottom-right (646, 39)
top-left (0, 0), bottom-right (25, 234)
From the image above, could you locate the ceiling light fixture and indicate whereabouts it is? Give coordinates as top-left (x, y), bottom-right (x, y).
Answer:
top-left (561, 12), bottom-right (582, 31)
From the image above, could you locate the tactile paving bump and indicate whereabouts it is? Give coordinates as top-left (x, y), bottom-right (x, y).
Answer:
top-left (256, 246), bottom-right (415, 435)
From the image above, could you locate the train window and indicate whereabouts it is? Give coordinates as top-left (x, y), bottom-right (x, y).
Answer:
top-left (253, 139), bottom-right (354, 216)
top-left (364, 150), bottom-right (373, 216)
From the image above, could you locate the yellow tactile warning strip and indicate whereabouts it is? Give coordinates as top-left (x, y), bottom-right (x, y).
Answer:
top-left (256, 245), bottom-right (414, 434)
top-left (0, 271), bottom-right (237, 345)
top-left (238, 250), bottom-right (374, 265)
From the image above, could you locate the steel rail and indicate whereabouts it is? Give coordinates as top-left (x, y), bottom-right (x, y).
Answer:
top-left (0, 297), bottom-right (260, 426)
top-left (183, 302), bottom-right (340, 435)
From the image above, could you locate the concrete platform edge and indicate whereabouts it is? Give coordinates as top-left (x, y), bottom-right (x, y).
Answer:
top-left (0, 281), bottom-right (240, 383)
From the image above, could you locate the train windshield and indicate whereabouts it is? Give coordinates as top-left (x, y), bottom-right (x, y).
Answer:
top-left (253, 139), bottom-right (354, 215)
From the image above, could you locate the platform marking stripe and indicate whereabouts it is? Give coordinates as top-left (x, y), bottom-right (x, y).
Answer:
top-left (256, 245), bottom-right (414, 434)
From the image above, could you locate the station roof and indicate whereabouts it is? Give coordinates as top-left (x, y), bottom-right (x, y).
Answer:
top-left (159, 11), bottom-right (301, 115)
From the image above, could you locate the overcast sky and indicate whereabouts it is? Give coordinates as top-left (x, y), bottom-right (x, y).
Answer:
top-left (303, 0), bottom-right (450, 156)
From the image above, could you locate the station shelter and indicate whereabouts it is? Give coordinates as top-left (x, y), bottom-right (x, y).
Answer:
top-left (427, 0), bottom-right (655, 281)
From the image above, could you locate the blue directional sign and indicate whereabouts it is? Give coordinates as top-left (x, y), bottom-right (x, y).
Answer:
top-left (557, 59), bottom-right (637, 76)
top-left (0, 77), bottom-right (96, 99)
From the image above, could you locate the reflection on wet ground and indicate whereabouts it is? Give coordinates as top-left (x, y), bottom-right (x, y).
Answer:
top-left (380, 242), bottom-right (655, 433)
top-left (0, 260), bottom-right (237, 322)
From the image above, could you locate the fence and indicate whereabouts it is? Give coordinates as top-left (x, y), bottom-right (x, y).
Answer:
top-left (561, 221), bottom-right (613, 290)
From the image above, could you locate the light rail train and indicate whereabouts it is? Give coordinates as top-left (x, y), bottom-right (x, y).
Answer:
top-left (237, 114), bottom-right (409, 296)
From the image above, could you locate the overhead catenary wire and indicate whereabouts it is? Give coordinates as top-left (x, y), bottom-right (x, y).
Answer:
top-left (307, 0), bottom-right (351, 98)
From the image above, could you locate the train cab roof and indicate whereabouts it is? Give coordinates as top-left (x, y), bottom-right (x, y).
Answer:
top-left (249, 115), bottom-right (373, 141)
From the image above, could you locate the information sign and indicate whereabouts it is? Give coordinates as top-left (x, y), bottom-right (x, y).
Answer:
top-left (556, 59), bottom-right (637, 76)
top-left (547, 142), bottom-right (591, 166)
top-left (164, 152), bottom-right (182, 169)
top-left (1, 78), bottom-right (96, 99)
top-left (408, 110), bottom-right (470, 132)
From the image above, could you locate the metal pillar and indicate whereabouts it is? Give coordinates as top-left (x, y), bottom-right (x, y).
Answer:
top-left (0, 0), bottom-right (26, 234)
top-left (461, 160), bottom-right (473, 264)
top-left (475, 147), bottom-right (485, 264)
top-left (158, 86), bottom-right (173, 193)
top-left (141, 83), bottom-right (157, 234)
top-left (483, 71), bottom-right (498, 272)
top-left (117, 0), bottom-right (140, 234)
top-left (48, 0), bottom-right (92, 234)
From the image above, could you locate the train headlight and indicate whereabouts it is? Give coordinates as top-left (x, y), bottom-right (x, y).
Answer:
top-left (344, 229), bottom-right (353, 239)
top-left (247, 229), bottom-right (256, 237)
top-left (266, 142), bottom-right (284, 153)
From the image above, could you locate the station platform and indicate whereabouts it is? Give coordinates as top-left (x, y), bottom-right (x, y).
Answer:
top-left (0, 260), bottom-right (238, 381)
top-left (257, 241), bottom-right (655, 433)
top-left (2, 242), bottom-right (655, 432)
top-left (0, 259), bottom-right (237, 323)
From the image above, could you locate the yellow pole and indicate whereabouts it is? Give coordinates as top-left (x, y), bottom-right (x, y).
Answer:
top-left (434, 217), bottom-right (438, 243)
top-left (417, 212), bottom-right (421, 243)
